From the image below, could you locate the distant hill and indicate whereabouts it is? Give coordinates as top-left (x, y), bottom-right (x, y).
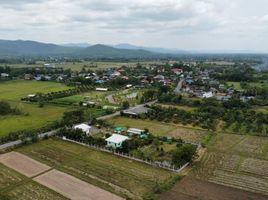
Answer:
top-left (0, 40), bottom-right (162, 58)
top-left (76, 44), bottom-right (158, 58)
top-left (0, 40), bottom-right (78, 56)
top-left (112, 43), bottom-right (188, 54)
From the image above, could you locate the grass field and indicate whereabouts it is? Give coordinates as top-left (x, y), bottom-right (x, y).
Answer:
top-left (191, 133), bottom-right (268, 196)
top-left (16, 138), bottom-right (176, 199)
top-left (0, 163), bottom-right (67, 200)
top-left (0, 103), bottom-right (71, 137)
top-left (107, 117), bottom-right (206, 143)
top-left (0, 80), bottom-right (73, 138)
top-left (0, 80), bottom-right (72, 101)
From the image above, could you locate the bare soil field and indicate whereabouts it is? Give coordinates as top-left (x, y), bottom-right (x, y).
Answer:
top-left (161, 176), bottom-right (268, 200)
top-left (34, 169), bottom-right (123, 200)
top-left (0, 152), bottom-right (51, 177)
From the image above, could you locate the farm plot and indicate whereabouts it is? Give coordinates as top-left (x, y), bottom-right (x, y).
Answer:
top-left (34, 169), bottom-right (123, 200)
top-left (17, 138), bottom-right (176, 199)
top-left (5, 181), bottom-right (68, 200)
top-left (107, 117), bottom-right (206, 143)
top-left (161, 176), bottom-right (268, 200)
top-left (191, 133), bottom-right (268, 197)
top-left (0, 163), bottom-right (25, 190)
top-left (0, 152), bottom-right (51, 177)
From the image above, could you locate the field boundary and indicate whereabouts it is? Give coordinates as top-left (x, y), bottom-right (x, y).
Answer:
top-left (60, 137), bottom-right (191, 173)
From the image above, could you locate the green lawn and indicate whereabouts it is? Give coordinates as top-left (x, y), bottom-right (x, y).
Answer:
top-left (0, 80), bottom-right (72, 101)
top-left (16, 138), bottom-right (176, 199)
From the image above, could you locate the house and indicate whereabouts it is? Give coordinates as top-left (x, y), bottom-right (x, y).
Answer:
top-left (1, 73), bottom-right (9, 78)
top-left (172, 68), bottom-right (183, 75)
top-left (201, 91), bottom-right (213, 98)
top-left (126, 84), bottom-right (133, 88)
top-left (24, 74), bottom-right (34, 80)
top-left (105, 134), bottom-right (129, 148)
top-left (154, 75), bottom-right (165, 80)
top-left (73, 123), bottom-right (91, 134)
top-left (127, 128), bottom-right (145, 136)
top-left (96, 87), bottom-right (108, 92)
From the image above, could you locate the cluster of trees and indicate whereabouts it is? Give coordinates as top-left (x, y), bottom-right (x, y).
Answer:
top-left (142, 101), bottom-right (268, 135)
top-left (0, 101), bottom-right (20, 115)
top-left (22, 86), bottom-right (94, 103)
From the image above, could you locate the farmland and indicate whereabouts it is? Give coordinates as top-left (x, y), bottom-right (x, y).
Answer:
top-left (107, 117), bottom-right (206, 143)
top-left (191, 133), bottom-right (268, 196)
top-left (0, 163), bottom-right (67, 200)
top-left (15, 138), bottom-right (177, 199)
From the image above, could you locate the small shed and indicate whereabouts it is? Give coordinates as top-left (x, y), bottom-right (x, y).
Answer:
top-left (105, 134), bottom-right (129, 148)
top-left (127, 128), bottom-right (145, 136)
top-left (114, 127), bottom-right (125, 133)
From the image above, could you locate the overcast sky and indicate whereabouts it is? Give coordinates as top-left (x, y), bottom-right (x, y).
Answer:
top-left (0, 0), bottom-right (268, 51)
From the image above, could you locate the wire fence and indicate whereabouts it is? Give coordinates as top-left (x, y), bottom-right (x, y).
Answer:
top-left (60, 137), bottom-right (190, 173)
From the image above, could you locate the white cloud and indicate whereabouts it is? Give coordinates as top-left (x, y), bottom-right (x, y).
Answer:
top-left (0, 0), bottom-right (267, 51)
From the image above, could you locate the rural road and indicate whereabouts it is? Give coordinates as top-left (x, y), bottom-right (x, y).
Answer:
top-left (106, 94), bottom-right (116, 104)
top-left (174, 78), bottom-right (184, 94)
top-left (0, 101), bottom-right (156, 150)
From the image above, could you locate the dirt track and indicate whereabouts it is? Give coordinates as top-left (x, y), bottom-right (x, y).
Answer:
top-left (34, 169), bottom-right (123, 200)
top-left (161, 176), bottom-right (268, 200)
top-left (0, 151), bottom-right (51, 177)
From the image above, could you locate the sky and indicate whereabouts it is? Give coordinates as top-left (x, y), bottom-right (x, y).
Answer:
top-left (0, 0), bottom-right (268, 52)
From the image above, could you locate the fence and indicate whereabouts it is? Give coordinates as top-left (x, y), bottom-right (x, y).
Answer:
top-left (60, 137), bottom-right (189, 173)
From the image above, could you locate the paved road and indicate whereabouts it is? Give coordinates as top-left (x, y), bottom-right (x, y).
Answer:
top-left (0, 130), bottom-right (57, 150)
top-left (174, 78), bottom-right (184, 94)
top-left (0, 101), bottom-right (156, 150)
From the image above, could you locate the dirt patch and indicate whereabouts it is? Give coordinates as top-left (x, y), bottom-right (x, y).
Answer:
top-left (161, 176), bottom-right (268, 200)
top-left (0, 151), bottom-right (51, 177)
top-left (169, 127), bottom-right (204, 143)
top-left (34, 169), bottom-right (123, 200)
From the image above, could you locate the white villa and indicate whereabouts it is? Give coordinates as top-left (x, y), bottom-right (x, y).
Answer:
top-left (73, 123), bottom-right (92, 134)
top-left (105, 134), bottom-right (129, 148)
top-left (127, 128), bottom-right (144, 136)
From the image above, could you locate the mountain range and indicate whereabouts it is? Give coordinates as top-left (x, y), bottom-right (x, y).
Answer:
top-left (0, 39), bottom-right (175, 58)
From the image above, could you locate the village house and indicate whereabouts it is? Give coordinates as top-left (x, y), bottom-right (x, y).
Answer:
top-left (105, 134), bottom-right (129, 148)
top-left (73, 123), bottom-right (92, 135)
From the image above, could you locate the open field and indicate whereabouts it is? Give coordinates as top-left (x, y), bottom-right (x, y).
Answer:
top-left (161, 176), bottom-right (268, 200)
top-left (51, 91), bottom-right (112, 105)
top-left (34, 169), bottom-right (123, 200)
top-left (0, 80), bottom-right (72, 101)
top-left (0, 103), bottom-right (71, 137)
top-left (0, 152), bottom-right (51, 177)
top-left (0, 80), bottom-right (74, 137)
top-left (0, 163), bottom-right (67, 200)
top-left (16, 138), bottom-right (176, 199)
top-left (191, 133), bottom-right (268, 196)
top-left (156, 103), bottom-right (196, 112)
top-left (108, 117), bottom-right (206, 143)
